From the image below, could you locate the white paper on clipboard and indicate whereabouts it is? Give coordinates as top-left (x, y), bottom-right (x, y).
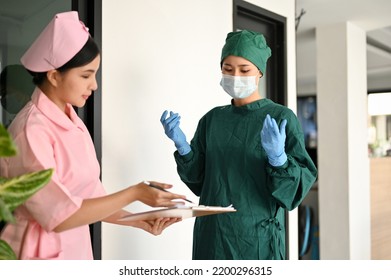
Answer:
top-left (118, 204), bottom-right (236, 222)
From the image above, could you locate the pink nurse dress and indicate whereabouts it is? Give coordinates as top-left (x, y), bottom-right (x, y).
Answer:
top-left (0, 88), bottom-right (106, 259)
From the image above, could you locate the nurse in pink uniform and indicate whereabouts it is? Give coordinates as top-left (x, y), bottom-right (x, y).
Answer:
top-left (0, 11), bottom-right (185, 260)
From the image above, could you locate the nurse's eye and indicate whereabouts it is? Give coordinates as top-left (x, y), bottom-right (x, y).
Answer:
top-left (222, 67), bottom-right (233, 72)
top-left (240, 69), bottom-right (251, 74)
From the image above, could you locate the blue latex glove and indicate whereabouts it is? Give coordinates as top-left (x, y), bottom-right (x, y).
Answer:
top-left (160, 110), bottom-right (191, 155)
top-left (260, 114), bottom-right (288, 166)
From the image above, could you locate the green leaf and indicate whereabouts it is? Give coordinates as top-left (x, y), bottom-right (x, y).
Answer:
top-left (0, 169), bottom-right (53, 215)
top-left (0, 239), bottom-right (17, 260)
top-left (0, 125), bottom-right (17, 157)
top-left (0, 198), bottom-right (15, 223)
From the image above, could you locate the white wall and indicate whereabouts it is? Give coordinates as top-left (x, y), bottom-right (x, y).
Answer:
top-left (101, 0), bottom-right (296, 260)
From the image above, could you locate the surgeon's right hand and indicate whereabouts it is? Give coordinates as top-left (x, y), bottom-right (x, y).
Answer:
top-left (160, 110), bottom-right (191, 155)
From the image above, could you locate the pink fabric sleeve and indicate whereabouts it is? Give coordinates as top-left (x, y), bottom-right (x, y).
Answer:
top-left (20, 133), bottom-right (82, 231)
top-left (8, 115), bottom-right (82, 231)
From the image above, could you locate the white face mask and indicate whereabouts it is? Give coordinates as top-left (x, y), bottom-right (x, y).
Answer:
top-left (220, 74), bottom-right (258, 99)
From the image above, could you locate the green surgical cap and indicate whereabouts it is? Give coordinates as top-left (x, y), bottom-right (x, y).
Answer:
top-left (220, 30), bottom-right (271, 74)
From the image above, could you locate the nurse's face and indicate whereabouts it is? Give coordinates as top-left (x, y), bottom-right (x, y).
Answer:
top-left (221, 55), bottom-right (262, 78)
top-left (50, 54), bottom-right (101, 111)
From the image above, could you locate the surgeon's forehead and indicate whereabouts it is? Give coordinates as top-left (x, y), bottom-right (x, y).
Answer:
top-left (223, 56), bottom-right (256, 67)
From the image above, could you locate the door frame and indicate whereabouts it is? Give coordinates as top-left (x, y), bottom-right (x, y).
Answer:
top-left (73, 0), bottom-right (103, 260)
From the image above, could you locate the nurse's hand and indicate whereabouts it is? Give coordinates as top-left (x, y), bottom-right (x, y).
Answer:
top-left (160, 110), bottom-right (191, 155)
top-left (132, 217), bottom-right (182, 235)
top-left (135, 181), bottom-right (187, 207)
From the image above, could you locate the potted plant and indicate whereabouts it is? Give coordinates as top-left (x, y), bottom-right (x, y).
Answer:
top-left (0, 124), bottom-right (53, 259)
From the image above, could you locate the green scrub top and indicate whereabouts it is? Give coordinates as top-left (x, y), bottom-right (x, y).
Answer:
top-left (174, 98), bottom-right (317, 260)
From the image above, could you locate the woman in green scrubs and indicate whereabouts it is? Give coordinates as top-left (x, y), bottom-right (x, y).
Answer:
top-left (160, 30), bottom-right (318, 260)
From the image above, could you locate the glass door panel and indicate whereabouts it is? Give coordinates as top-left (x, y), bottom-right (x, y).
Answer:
top-left (0, 0), bottom-right (71, 126)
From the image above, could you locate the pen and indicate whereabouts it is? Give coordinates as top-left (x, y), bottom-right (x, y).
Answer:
top-left (143, 181), bottom-right (195, 204)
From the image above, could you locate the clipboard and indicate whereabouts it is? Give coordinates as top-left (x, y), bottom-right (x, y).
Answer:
top-left (118, 205), bottom-right (236, 222)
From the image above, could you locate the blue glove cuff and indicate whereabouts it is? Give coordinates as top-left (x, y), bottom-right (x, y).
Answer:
top-left (176, 143), bottom-right (191, 156)
top-left (268, 152), bottom-right (287, 167)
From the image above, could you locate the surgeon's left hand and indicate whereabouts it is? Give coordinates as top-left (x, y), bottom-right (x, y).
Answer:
top-left (261, 114), bottom-right (288, 167)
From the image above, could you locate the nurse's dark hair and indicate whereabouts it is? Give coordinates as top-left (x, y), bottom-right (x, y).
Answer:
top-left (28, 36), bottom-right (100, 86)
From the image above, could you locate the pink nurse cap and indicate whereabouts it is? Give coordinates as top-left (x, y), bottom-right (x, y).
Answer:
top-left (20, 11), bottom-right (90, 72)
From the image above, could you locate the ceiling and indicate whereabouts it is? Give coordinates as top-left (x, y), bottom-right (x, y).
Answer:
top-left (296, 0), bottom-right (391, 94)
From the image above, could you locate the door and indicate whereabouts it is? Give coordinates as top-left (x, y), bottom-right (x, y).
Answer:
top-left (233, 0), bottom-right (287, 106)
top-left (233, 0), bottom-right (289, 257)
